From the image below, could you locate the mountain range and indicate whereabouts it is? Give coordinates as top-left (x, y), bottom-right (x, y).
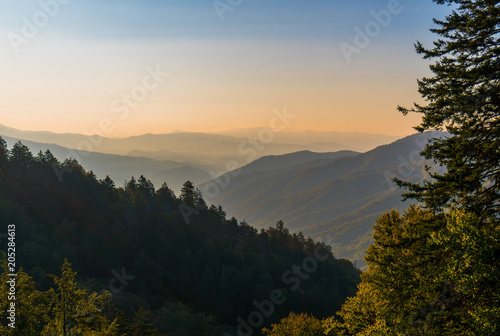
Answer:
top-left (0, 124), bottom-right (398, 169)
top-left (0, 124), bottom-right (438, 268)
top-left (201, 132), bottom-right (443, 268)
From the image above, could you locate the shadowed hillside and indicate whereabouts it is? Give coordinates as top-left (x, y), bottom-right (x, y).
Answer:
top-left (202, 132), bottom-right (445, 267)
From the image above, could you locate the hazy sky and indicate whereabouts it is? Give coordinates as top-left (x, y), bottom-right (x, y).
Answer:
top-left (0, 0), bottom-right (451, 137)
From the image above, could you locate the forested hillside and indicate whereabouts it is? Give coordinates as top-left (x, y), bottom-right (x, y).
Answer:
top-left (203, 132), bottom-right (443, 267)
top-left (0, 138), bottom-right (360, 335)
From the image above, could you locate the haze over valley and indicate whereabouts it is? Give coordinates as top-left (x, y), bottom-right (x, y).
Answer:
top-left (0, 124), bottom-right (441, 268)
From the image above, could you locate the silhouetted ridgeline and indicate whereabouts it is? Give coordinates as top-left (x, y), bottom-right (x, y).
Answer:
top-left (0, 138), bottom-right (360, 335)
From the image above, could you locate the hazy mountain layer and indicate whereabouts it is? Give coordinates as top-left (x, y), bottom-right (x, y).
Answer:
top-left (202, 132), bottom-right (443, 268)
top-left (0, 124), bottom-right (399, 169)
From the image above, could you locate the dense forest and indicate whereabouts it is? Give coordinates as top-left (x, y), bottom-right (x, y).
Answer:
top-left (0, 137), bottom-right (360, 335)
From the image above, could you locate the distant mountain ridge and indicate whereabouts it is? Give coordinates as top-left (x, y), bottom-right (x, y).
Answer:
top-left (201, 132), bottom-right (444, 268)
top-left (229, 150), bottom-right (359, 174)
top-left (0, 124), bottom-right (400, 168)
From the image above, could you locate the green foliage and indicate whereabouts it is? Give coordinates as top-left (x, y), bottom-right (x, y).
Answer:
top-left (332, 207), bottom-right (500, 335)
top-left (0, 256), bottom-right (137, 335)
top-left (262, 312), bottom-right (326, 336)
top-left (328, 1), bottom-right (500, 334)
top-left (43, 260), bottom-right (115, 336)
top-left (0, 255), bottom-right (47, 335)
top-left (430, 210), bottom-right (500, 334)
top-left (323, 282), bottom-right (394, 336)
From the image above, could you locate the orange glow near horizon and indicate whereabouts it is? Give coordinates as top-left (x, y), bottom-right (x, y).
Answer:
top-left (0, 0), bottom-right (449, 140)
top-left (0, 36), bottom-right (428, 139)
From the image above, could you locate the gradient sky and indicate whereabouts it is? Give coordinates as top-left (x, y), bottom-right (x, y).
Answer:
top-left (0, 0), bottom-right (452, 137)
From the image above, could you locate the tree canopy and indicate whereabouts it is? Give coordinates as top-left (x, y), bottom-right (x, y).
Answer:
top-left (0, 138), bottom-right (360, 335)
top-left (397, 0), bottom-right (500, 219)
top-left (330, 1), bottom-right (500, 335)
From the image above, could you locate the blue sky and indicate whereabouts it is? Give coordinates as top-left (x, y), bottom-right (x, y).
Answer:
top-left (2, 0), bottom-right (445, 40)
top-left (0, 0), bottom-right (453, 136)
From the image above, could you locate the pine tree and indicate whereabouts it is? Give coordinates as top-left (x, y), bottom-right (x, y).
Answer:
top-left (331, 2), bottom-right (500, 334)
top-left (9, 141), bottom-right (34, 171)
top-left (194, 187), bottom-right (207, 209)
top-left (62, 158), bottom-right (85, 174)
top-left (0, 136), bottom-right (8, 170)
top-left (122, 307), bottom-right (162, 336)
top-left (36, 149), bottom-right (58, 166)
top-left (101, 175), bottom-right (116, 192)
top-left (157, 182), bottom-right (175, 200)
top-left (43, 260), bottom-right (115, 336)
top-left (397, 0), bottom-right (500, 219)
top-left (180, 180), bottom-right (196, 206)
top-left (137, 175), bottom-right (155, 198)
top-left (125, 176), bottom-right (138, 192)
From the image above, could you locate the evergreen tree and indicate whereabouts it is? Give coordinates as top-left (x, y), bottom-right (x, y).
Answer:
top-left (330, 2), bottom-right (500, 335)
top-left (0, 136), bottom-right (8, 170)
top-left (122, 307), bottom-right (162, 336)
top-left (62, 158), bottom-right (85, 174)
top-left (36, 149), bottom-right (58, 166)
top-left (44, 260), bottom-right (115, 336)
top-left (180, 180), bottom-right (196, 206)
top-left (156, 182), bottom-right (175, 200)
top-left (125, 176), bottom-right (138, 192)
top-left (397, 0), bottom-right (500, 219)
top-left (194, 187), bottom-right (207, 209)
top-left (101, 175), bottom-right (116, 191)
top-left (137, 175), bottom-right (155, 198)
top-left (0, 139), bottom-right (361, 335)
top-left (9, 141), bottom-right (34, 171)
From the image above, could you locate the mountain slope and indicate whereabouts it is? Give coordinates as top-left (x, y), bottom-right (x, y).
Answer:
top-left (203, 132), bottom-right (443, 267)
top-left (230, 150), bottom-right (359, 175)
